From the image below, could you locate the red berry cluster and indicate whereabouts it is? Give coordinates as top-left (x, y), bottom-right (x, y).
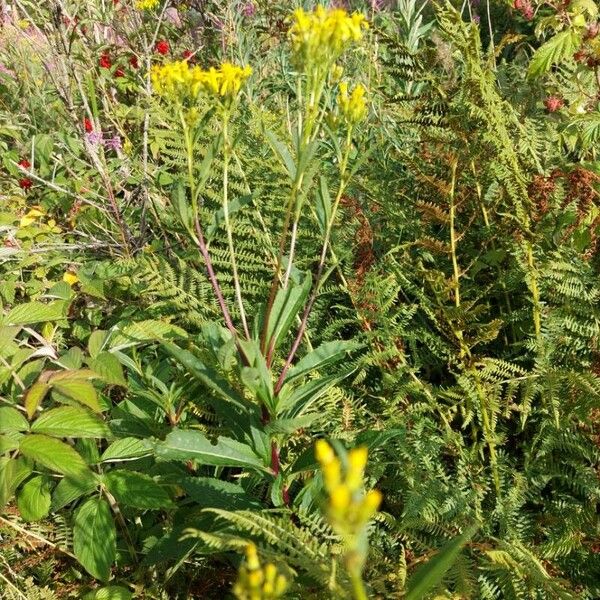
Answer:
top-left (544, 95), bottom-right (564, 113)
top-left (18, 159), bottom-right (32, 190)
top-left (513, 0), bottom-right (534, 20)
top-left (155, 40), bottom-right (170, 55)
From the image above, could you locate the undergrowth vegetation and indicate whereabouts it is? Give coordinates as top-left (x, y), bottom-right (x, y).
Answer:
top-left (1, 0), bottom-right (599, 598)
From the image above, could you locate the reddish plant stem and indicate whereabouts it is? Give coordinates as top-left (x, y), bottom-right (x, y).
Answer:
top-left (194, 217), bottom-right (249, 366)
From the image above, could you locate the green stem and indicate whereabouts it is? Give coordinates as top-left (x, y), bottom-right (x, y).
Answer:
top-left (222, 113), bottom-right (250, 339)
top-left (350, 569), bottom-right (369, 600)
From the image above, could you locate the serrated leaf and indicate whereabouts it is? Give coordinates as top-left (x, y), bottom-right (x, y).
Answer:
top-left (156, 430), bottom-right (268, 471)
top-left (527, 30), bottom-right (582, 79)
top-left (17, 475), bottom-right (52, 521)
top-left (73, 497), bottom-right (116, 582)
top-left (53, 379), bottom-right (101, 412)
top-left (19, 434), bottom-right (91, 477)
top-left (0, 457), bottom-right (32, 508)
top-left (83, 586), bottom-right (132, 600)
top-left (88, 330), bottom-right (109, 358)
top-left (89, 352), bottom-right (126, 386)
top-left (101, 437), bottom-right (150, 462)
top-left (182, 477), bottom-right (261, 510)
top-left (31, 406), bottom-right (110, 438)
top-left (0, 406), bottom-right (29, 433)
top-left (51, 474), bottom-right (98, 511)
top-left (24, 381), bottom-right (50, 419)
top-left (3, 301), bottom-right (70, 325)
top-left (104, 470), bottom-right (173, 509)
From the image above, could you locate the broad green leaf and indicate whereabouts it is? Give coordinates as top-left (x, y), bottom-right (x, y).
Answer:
top-left (405, 525), bottom-right (478, 600)
top-left (51, 474), bottom-right (98, 511)
top-left (103, 470), bottom-right (173, 509)
top-left (73, 497), bottom-right (116, 582)
top-left (0, 433), bottom-right (20, 453)
top-left (53, 379), bottom-right (101, 412)
top-left (31, 406), bottom-right (110, 438)
top-left (110, 320), bottom-right (186, 350)
top-left (278, 373), bottom-right (346, 418)
top-left (89, 352), bottom-right (126, 386)
top-left (528, 30), bottom-right (582, 79)
top-left (83, 586), bottom-right (133, 600)
top-left (19, 434), bottom-right (91, 477)
top-left (3, 301), bottom-right (70, 325)
top-left (0, 406), bottom-right (29, 433)
top-left (156, 430), bottom-right (268, 471)
top-left (284, 340), bottom-right (359, 385)
top-left (101, 437), bottom-right (150, 462)
top-left (182, 477), bottom-right (261, 510)
top-left (16, 475), bottom-right (52, 521)
top-left (0, 457), bottom-right (32, 508)
top-left (24, 381), bottom-right (50, 418)
top-left (88, 330), bottom-right (108, 358)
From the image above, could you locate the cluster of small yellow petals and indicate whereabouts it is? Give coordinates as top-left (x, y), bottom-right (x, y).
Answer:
top-left (19, 207), bottom-right (45, 228)
top-left (135, 0), bottom-right (160, 10)
top-left (315, 440), bottom-right (382, 537)
top-left (289, 5), bottom-right (368, 68)
top-left (337, 82), bottom-right (367, 125)
top-left (151, 61), bottom-right (252, 103)
top-left (233, 543), bottom-right (288, 600)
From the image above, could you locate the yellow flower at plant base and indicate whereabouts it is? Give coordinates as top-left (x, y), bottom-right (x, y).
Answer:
top-left (135, 0), bottom-right (160, 10)
top-left (233, 543), bottom-right (288, 600)
top-left (337, 82), bottom-right (367, 126)
top-left (19, 207), bottom-right (45, 228)
top-left (289, 5), bottom-right (368, 69)
top-left (63, 272), bottom-right (79, 286)
top-left (315, 440), bottom-right (382, 538)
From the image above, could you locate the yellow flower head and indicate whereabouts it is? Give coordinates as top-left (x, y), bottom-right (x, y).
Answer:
top-left (337, 82), bottom-right (367, 125)
top-left (289, 5), bottom-right (368, 68)
top-left (19, 207), bottom-right (45, 228)
top-left (152, 61), bottom-right (252, 105)
top-left (136, 0), bottom-right (160, 9)
top-left (233, 544), bottom-right (288, 600)
top-left (63, 272), bottom-right (79, 286)
top-left (314, 441), bottom-right (381, 539)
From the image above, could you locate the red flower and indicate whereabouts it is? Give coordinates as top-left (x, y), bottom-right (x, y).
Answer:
top-left (18, 159), bottom-right (31, 169)
top-left (99, 53), bottom-right (112, 69)
top-left (115, 67), bottom-right (125, 78)
top-left (19, 178), bottom-right (32, 190)
top-left (182, 50), bottom-right (193, 61)
top-left (155, 40), bottom-right (170, 55)
top-left (84, 118), bottom-right (93, 133)
top-left (544, 96), bottom-right (564, 113)
top-left (129, 55), bottom-right (139, 69)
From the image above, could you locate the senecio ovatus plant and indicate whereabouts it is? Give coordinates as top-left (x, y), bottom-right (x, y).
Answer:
top-left (151, 4), bottom-right (374, 596)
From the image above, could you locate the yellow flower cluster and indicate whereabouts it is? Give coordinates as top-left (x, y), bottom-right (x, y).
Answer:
top-left (233, 543), bottom-right (288, 600)
top-left (19, 207), bottom-right (45, 228)
top-left (337, 82), bottom-right (367, 125)
top-left (315, 440), bottom-right (381, 537)
top-left (289, 5), bottom-right (368, 68)
top-left (135, 0), bottom-right (160, 9)
top-left (151, 61), bottom-right (252, 102)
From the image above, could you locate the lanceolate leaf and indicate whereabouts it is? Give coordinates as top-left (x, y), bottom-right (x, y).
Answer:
top-left (2, 301), bottom-right (70, 325)
top-left (155, 430), bottom-right (268, 472)
top-left (405, 525), bottom-right (478, 600)
top-left (284, 340), bottom-right (360, 385)
top-left (73, 497), bottom-right (116, 582)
